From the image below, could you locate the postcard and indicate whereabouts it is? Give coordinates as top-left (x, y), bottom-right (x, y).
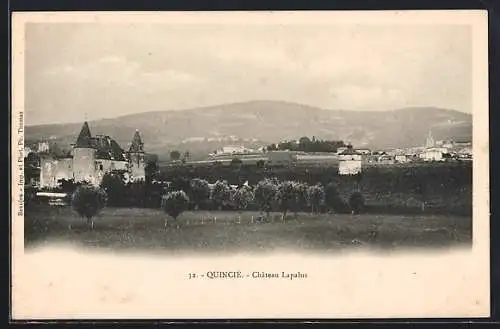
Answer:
top-left (11, 10), bottom-right (489, 319)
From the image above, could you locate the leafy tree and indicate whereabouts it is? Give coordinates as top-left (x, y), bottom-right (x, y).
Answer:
top-left (24, 185), bottom-right (37, 206)
top-left (57, 178), bottom-right (77, 194)
top-left (100, 170), bottom-right (127, 206)
top-left (253, 178), bottom-right (278, 218)
top-left (189, 178), bottom-right (210, 210)
top-left (307, 183), bottom-right (325, 214)
top-left (145, 181), bottom-right (166, 208)
top-left (169, 176), bottom-right (191, 194)
top-left (161, 190), bottom-right (190, 228)
top-left (211, 180), bottom-right (231, 210)
top-left (25, 151), bottom-right (40, 164)
top-left (298, 136), bottom-right (311, 149)
top-left (170, 150), bottom-right (181, 161)
top-left (128, 181), bottom-right (147, 207)
top-left (267, 144), bottom-right (278, 151)
top-left (272, 138), bottom-right (346, 153)
top-left (71, 184), bottom-right (107, 230)
top-left (48, 142), bottom-right (62, 157)
top-left (276, 180), bottom-right (297, 221)
top-left (324, 182), bottom-right (348, 213)
top-left (145, 161), bottom-right (159, 184)
top-left (293, 182), bottom-right (309, 216)
top-left (232, 185), bottom-right (254, 222)
top-left (231, 157), bottom-right (243, 167)
top-left (349, 192), bottom-right (365, 214)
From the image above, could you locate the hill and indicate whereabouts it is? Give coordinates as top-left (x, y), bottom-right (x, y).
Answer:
top-left (25, 100), bottom-right (472, 158)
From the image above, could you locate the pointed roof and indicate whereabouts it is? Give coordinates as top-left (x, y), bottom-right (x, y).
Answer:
top-left (75, 121), bottom-right (93, 148)
top-left (129, 129), bottom-right (144, 153)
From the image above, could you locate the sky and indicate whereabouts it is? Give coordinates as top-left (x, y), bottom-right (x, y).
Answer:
top-left (24, 22), bottom-right (472, 126)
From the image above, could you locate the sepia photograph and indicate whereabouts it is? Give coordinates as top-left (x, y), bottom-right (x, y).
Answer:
top-left (11, 11), bottom-right (489, 319)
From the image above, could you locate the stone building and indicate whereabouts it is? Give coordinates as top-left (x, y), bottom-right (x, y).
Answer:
top-left (338, 145), bottom-right (362, 175)
top-left (39, 122), bottom-right (146, 188)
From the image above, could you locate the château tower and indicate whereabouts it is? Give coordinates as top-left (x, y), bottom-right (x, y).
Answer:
top-left (72, 121), bottom-right (97, 184)
top-left (127, 129), bottom-right (146, 181)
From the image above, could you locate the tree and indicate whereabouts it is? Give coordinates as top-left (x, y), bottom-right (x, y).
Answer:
top-left (231, 157), bottom-right (243, 167)
top-left (26, 151), bottom-right (40, 165)
top-left (253, 178), bottom-right (278, 218)
top-left (232, 185), bottom-right (254, 223)
top-left (169, 176), bottom-right (191, 194)
top-left (211, 180), bottom-right (231, 210)
top-left (57, 178), bottom-right (77, 194)
top-left (349, 192), bottom-right (365, 214)
top-left (267, 144), bottom-right (278, 151)
top-left (49, 142), bottom-right (62, 157)
top-left (71, 184), bottom-right (107, 230)
top-left (100, 170), bottom-right (127, 207)
top-left (170, 150), bottom-right (181, 161)
top-left (307, 184), bottom-right (324, 214)
top-left (298, 136), bottom-right (311, 150)
top-left (189, 178), bottom-right (210, 210)
top-left (145, 161), bottom-right (159, 184)
top-left (128, 181), bottom-right (147, 207)
top-left (161, 190), bottom-right (190, 228)
top-left (293, 182), bottom-right (309, 216)
top-left (324, 182), bottom-right (348, 213)
top-left (276, 180), bottom-right (297, 222)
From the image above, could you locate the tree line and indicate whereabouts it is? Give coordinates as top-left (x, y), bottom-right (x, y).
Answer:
top-left (67, 176), bottom-right (365, 230)
top-left (31, 160), bottom-right (472, 217)
top-left (266, 136), bottom-right (347, 153)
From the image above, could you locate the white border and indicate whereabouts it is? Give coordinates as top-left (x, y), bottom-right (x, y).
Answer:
top-left (11, 10), bottom-right (489, 319)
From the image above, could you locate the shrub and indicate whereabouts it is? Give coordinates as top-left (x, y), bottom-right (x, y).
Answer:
top-left (349, 192), bottom-right (365, 214)
top-left (161, 190), bottom-right (190, 228)
top-left (71, 184), bottom-right (107, 229)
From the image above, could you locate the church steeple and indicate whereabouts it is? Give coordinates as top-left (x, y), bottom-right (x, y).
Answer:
top-left (75, 121), bottom-right (93, 148)
top-left (129, 129), bottom-right (144, 153)
top-left (425, 130), bottom-right (435, 148)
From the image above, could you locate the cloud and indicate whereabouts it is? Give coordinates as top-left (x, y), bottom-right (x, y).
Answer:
top-left (331, 85), bottom-right (406, 110)
top-left (43, 55), bottom-right (201, 89)
top-left (25, 23), bottom-right (472, 125)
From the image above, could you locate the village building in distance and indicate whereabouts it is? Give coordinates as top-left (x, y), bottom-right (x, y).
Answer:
top-left (38, 122), bottom-right (146, 188)
top-left (338, 145), bottom-right (363, 175)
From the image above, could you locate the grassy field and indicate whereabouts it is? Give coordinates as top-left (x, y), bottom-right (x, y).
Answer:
top-left (24, 205), bottom-right (472, 254)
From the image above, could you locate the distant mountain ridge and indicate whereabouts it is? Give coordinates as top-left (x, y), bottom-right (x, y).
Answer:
top-left (25, 100), bottom-right (472, 156)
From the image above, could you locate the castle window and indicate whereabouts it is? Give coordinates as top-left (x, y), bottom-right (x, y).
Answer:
top-left (99, 164), bottom-right (103, 171)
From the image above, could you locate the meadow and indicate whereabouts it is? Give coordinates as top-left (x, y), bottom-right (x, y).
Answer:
top-left (24, 204), bottom-right (472, 254)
